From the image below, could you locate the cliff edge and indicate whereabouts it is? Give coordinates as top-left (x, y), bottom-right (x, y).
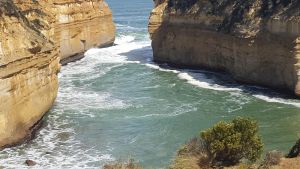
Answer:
top-left (149, 0), bottom-right (300, 96)
top-left (0, 0), bottom-right (60, 147)
top-left (0, 0), bottom-right (115, 147)
top-left (14, 0), bottom-right (116, 65)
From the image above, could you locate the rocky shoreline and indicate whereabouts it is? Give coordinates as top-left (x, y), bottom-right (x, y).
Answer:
top-left (149, 0), bottom-right (300, 96)
top-left (0, 0), bottom-right (115, 148)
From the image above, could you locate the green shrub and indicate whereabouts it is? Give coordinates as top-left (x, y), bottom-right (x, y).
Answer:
top-left (200, 117), bottom-right (263, 166)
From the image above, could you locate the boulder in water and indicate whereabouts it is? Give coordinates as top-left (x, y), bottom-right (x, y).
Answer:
top-left (287, 139), bottom-right (300, 158)
top-left (25, 160), bottom-right (36, 166)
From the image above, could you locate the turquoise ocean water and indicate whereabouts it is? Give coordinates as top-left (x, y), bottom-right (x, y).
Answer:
top-left (1, 0), bottom-right (300, 168)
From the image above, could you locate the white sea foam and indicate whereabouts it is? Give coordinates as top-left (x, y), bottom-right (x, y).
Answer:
top-left (83, 36), bottom-right (149, 65)
top-left (0, 108), bottom-right (115, 169)
top-left (144, 63), bottom-right (180, 73)
top-left (2, 32), bottom-right (300, 169)
top-left (57, 90), bottom-right (129, 116)
top-left (143, 60), bottom-right (300, 108)
top-left (177, 72), bottom-right (242, 91)
top-left (114, 35), bottom-right (135, 45)
top-left (253, 94), bottom-right (300, 108)
top-left (0, 36), bottom-right (148, 168)
top-left (143, 62), bottom-right (241, 92)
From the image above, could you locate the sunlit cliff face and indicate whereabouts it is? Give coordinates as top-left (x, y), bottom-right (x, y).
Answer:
top-left (0, 0), bottom-right (59, 147)
top-left (0, 0), bottom-right (115, 147)
top-left (149, 0), bottom-right (300, 96)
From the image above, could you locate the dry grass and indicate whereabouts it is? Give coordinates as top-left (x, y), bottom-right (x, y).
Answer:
top-left (103, 159), bottom-right (142, 169)
top-left (170, 155), bottom-right (202, 169)
top-left (259, 151), bottom-right (283, 169)
top-left (170, 137), bottom-right (211, 169)
top-left (267, 156), bottom-right (300, 169)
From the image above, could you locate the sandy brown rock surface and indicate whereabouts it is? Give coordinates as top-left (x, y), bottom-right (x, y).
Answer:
top-left (50, 0), bottom-right (115, 64)
top-left (0, 0), bottom-right (115, 147)
top-left (14, 0), bottom-right (116, 65)
top-left (0, 0), bottom-right (60, 147)
top-left (149, 0), bottom-right (300, 96)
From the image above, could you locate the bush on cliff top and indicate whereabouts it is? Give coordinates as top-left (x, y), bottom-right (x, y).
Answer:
top-left (201, 117), bottom-right (263, 166)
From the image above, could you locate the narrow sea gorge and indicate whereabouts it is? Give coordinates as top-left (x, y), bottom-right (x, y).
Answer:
top-left (1, 0), bottom-right (300, 168)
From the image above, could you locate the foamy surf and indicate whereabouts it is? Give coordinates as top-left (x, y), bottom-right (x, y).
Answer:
top-left (83, 36), bottom-right (150, 65)
top-left (143, 62), bottom-right (300, 108)
top-left (143, 62), bottom-right (242, 92)
top-left (253, 94), bottom-right (300, 108)
top-left (0, 108), bottom-right (115, 169)
top-left (114, 35), bottom-right (135, 45)
top-left (177, 72), bottom-right (242, 92)
top-left (144, 63), bottom-right (179, 73)
top-left (1, 10), bottom-right (300, 168)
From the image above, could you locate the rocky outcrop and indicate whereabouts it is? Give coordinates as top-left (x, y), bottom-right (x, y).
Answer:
top-left (0, 0), bottom-right (60, 147)
top-left (149, 0), bottom-right (300, 95)
top-left (0, 0), bottom-right (115, 147)
top-left (287, 139), bottom-right (300, 158)
top-left (51, 0), bottom-right (115, 64)
top-left (14, 0), bottom-right (115, 65)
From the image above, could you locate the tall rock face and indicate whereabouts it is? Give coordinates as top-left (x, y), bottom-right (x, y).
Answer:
top-left (0, 0), bottom-right (60, 147)
top-left (0, 0), bottom-right (115, 147)
top-left (14, 0), bottom-right (116, 65)
top-left (51, 0), bottom-right (116, 64)
top-left (149, 0), bottom-right (300, 95)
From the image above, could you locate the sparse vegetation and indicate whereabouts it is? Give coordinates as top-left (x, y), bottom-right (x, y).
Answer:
top-left (259, 151), bottom-right (283, 169)
top-left (201, 117), bottom-right (263, 166)
top-left (171, 117), bottom-right (264, 168)
top-left (103, 159), bottom-right (142, 169)
top-left (103, 118), bottom-right (300, 169)
top-left (167, 0), bottom-right (198, 12)
top-left (171, 137), bottom-right (210, 169)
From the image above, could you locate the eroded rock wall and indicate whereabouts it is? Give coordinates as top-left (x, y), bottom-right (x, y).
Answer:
top-left (52, 0), bottom-right (115, 64)
top-left (14, 0), bottom-right (115, 64)
top-left (149, 0), bottom-right (300, 95)
top-left (0, 0), bottom-right (60, 147)
top-left (0, 0), bottom-right (115, 147)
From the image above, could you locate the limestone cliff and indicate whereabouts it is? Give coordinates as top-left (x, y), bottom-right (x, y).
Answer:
top-left (0, 0), bottom-right (115, 147)
top-left (51, 0), bottom-right (115, 64)
top-left (14, 0), bottom-right (116, 65)
top-left (149, 0), bottom-right (300, 95)
top-left (0, 0), bottom-right (60, 147)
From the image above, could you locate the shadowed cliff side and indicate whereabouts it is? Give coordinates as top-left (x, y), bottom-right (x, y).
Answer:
top-left (149, 0), bottom-right (300, 96)
top-left (0, 0), bottom-right (60, 147)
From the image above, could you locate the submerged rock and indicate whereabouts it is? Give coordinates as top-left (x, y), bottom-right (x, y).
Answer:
top-left (25, 160), bottom-right (36, 166)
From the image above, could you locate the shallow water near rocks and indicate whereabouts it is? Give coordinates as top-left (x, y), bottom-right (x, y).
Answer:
top-left (1, 0), bottom-right (300, 168)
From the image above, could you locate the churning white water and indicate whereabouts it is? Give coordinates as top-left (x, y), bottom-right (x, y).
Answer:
top-left (1, 0), bottom-right (300, 168)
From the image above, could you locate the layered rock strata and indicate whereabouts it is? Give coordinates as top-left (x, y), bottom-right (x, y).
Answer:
top-left (14, 0), bottom-right (115, 65)
top-left (0, 0), bottom-right (60, 147)
top-left (149, 0), bottom-right (300, 95)
top-left (51, 0), bottom-right (115, 64)
top-left (0, 0), bottom-right (115, 147)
